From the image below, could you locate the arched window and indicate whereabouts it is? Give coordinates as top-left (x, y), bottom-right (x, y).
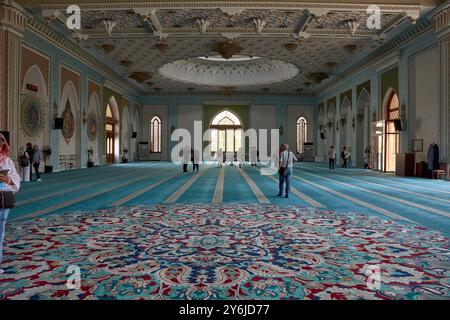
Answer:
top-left (297, 117), bottom-right (308, 154)
top-left (150, 116), bottom-right (161, 153)
top-left (387, 93), bottom-right (399, 121)
top-left (210, 110), bottom-right (243, 153)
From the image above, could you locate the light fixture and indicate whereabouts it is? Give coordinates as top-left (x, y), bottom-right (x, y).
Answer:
top-left (82, 111), bottom-right (87, 126)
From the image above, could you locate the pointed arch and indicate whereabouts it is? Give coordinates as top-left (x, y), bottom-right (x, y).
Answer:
top-left (296, 116), bottom-right (308, 154)
top-left (209, 109), bottom-right (243, 154)
top-left (150, 115), bottom-right (162, 153)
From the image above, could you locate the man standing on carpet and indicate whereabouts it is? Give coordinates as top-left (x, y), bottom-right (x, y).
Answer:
top-left (278, 144), bottom-right (297, 198)
top-left (328, 146), bottom-right (336, 170)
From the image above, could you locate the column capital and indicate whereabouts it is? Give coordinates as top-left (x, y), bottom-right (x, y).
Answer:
top-left (0, 0), bottom-right (27, 37)
top-left (432, 2), bottom-right (450, 38)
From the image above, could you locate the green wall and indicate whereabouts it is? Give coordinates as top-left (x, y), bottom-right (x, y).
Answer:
top-left (380, 66), bottom-right (399, 103)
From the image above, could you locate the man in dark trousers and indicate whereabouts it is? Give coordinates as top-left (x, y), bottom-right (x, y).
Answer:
top-left (341, 147), bottom-right (349, 168)
top-left (25, 143), bottom-right (34, 179)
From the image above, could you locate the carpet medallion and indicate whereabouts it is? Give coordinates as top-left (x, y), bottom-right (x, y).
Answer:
top-left (0, 204), bottom-right (449, 300)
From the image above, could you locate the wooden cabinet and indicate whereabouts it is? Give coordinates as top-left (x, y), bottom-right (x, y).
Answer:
top-left (396, 153), bottom-right (415, 176)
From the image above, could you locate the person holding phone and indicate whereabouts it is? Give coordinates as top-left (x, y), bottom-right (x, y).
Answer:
top-left (0, 133), bottom-right (20, 274)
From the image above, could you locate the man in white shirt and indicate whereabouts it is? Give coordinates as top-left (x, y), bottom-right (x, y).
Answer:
top-left (328, 146), bottom-right (336, 170)
top-left (278, 144), bottom-right (297, 198)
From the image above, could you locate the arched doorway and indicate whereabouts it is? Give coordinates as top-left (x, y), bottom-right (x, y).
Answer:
top-left (210, 110), bottom-right (243, 156)
top-left (296, 116), bottom-right (308, 156)
top-left (105, 96), bottom-right (120, 164)
top-left (355, 89), bottom-right (370, 168)
top-left (371, 89), bottom-right (400, 172)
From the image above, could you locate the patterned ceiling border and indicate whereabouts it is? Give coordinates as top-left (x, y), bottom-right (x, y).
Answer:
top-left (142, 91), bottom-right (315, 97)
top-left (40, 2), bottom-right (422, 12)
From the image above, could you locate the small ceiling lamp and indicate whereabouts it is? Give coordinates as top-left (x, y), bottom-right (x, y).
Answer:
top-left (344, 44), bottom-right (358, 54)
top-left (154, 40), bottom-right (169, 53)
top-left (284, 42), bottom-right (298, 51)
top-left (101, 44), bottom-right (115, 53)
top-left (212, 41), bottom-right (243, 59)
top-left (129, 71), bottom-right (152, 84)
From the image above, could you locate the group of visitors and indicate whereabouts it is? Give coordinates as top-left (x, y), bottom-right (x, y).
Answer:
top-left (327, 146), bottom-right (351, 170)
top-left (182, 147), bottom-right (200, 173)
top-left (18, 142), bottom-right (42, 182)
top-left (215, 147), bottom-right (259, 168)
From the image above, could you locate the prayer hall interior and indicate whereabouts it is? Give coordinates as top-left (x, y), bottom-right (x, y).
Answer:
top-left (0, 0), bottom-right (449, 301)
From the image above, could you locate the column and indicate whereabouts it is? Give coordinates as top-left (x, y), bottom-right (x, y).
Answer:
top-left (79, 74), bottom-right (88, 168)
top-left (276, 102), bottom-right (286, 145)
top-left (351, 88), bottom-right (357, 167)
top-left (0, 0), bottom-right (27, 163)
top-left (398, 48), bottom-right (409, 154)
top-left (433, 3), bottom-right (450, 162)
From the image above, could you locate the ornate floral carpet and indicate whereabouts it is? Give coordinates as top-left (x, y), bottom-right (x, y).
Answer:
top-left (0, 204), bottom-right (449, 300)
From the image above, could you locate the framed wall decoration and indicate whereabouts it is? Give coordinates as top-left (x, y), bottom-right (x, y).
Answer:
top-left (86, 112), bottom-right (98, 142)
top-left (61, 100), bottom-right (75, 143)
top-left (20, 95), bottom-right (46, 137)
top-left (413, 139), bottom-right (423, 152)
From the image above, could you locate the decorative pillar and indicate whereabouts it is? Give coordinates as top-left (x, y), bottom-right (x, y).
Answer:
top-left (351, 88), bottom-right (357, 167)
top-left (276, 102), bottom-right (286, 145)
top-left (335, 96), bottom-right (341, 165)
top-left (398, 48), bottom-right (409, 154)
top-left (433, 3), bottom-right (450, 162)
top-left (0, 0), bottom-right (27, 162)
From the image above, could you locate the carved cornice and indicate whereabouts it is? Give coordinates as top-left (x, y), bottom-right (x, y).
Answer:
top-left (142, 91), bottom-right (315, 97)
top-left (432, 2), bottom-right (450, 36)
top-left (0, 0), bottom-right (28, 36)
top-left (41, 2), bottom-right (422, 12)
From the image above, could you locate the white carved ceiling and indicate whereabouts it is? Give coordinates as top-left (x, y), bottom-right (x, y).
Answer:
top-left (33, 1), bottom-right (428, 95)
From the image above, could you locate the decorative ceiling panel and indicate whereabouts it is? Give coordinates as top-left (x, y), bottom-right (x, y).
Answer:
top-left (84, 34), bottom-right (372, 94)
top-left (32, 1), bottom-right (428, 95)
top-left (156, 8), bottom-right (306, 31)
top-left (306, 11), bottom-right (402, 33)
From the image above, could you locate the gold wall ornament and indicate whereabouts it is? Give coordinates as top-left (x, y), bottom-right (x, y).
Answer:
top-left (212, 41), bottom-right (243, 60)
top-left (82, 111), bottom-right (87, 126)
top-left (61, 101), bottom-right (75, 144)
top-left (20, 95), bottom-right (46, 138)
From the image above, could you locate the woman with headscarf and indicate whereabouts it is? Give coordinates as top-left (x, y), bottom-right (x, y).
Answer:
top-left (18, 146), bottom-right (30, 182)
top-left (32, 145), bottom-right (42, 182)
top-left (0, 133), bottom-right (21, 274)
